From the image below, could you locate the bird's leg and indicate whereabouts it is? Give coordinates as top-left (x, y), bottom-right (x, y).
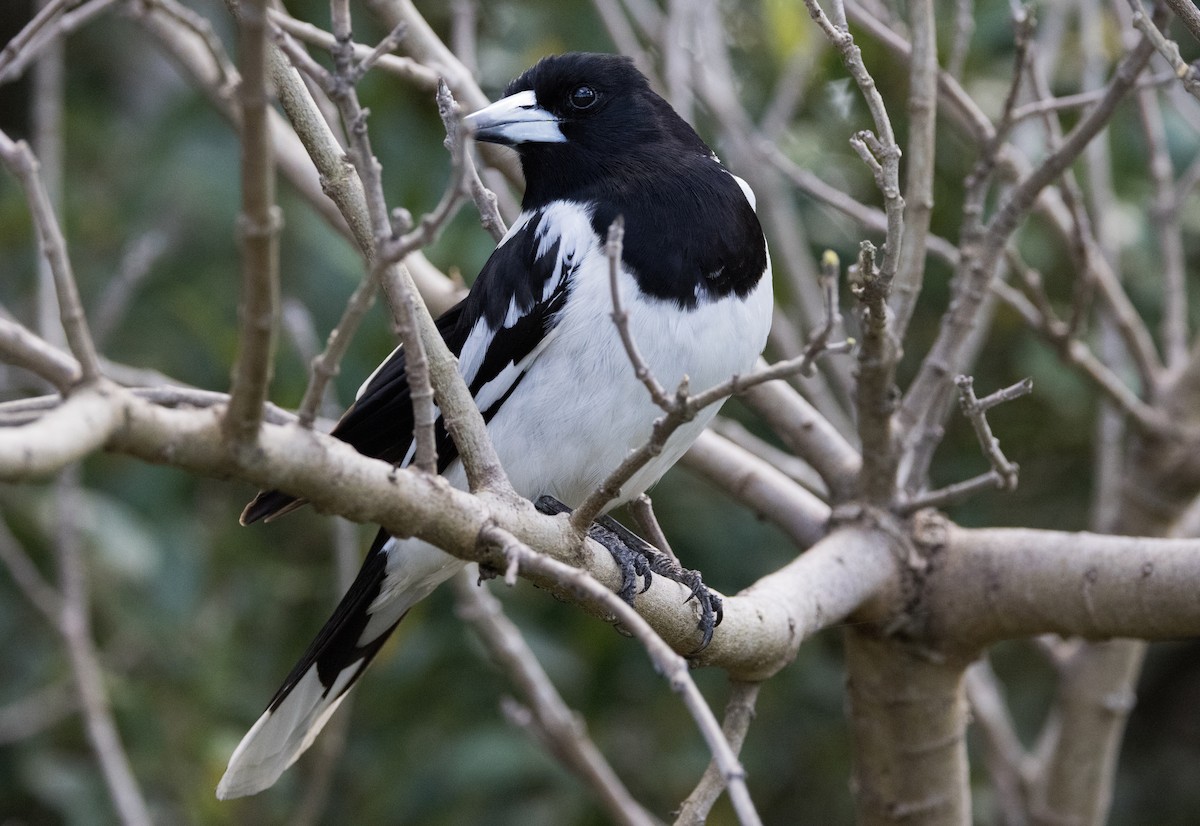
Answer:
top-left (534, 495), bottom-right (724, 652)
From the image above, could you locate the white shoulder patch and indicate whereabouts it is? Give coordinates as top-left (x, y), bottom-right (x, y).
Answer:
top-left (730, 173), bottom-right (757, 211)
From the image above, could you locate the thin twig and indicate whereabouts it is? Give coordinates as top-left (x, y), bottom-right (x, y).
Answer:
top-left (378, 80), bottom-right (475, 265)
top-left (378, 267), bottom-right (437, 473)
top-left (1009, 71), bottom-right (1177, 122)
top-left (267, 9), bottom-right (438, 88)
top-left (629, 494), bottom-right (679, 566)
top-left (1126, 0), bottom-right (1200, 101)
top-left (888, 0), bottom-right (938, 339)
top-left (91, 227), bottom-right (173, 348)
top-left (899, 30), bottom-right (1159, 475)
top-left (956, 375), bottom-right (1030, 491)
top-left (54, 470), bottom-right (154, 826)
top-left (605, 216), bottom-right (672, 410)
top-left (279, 0), bottom-right (505, 491)
top-left (0, 316), bottom-right (81, 391)
top-left (454, 572), bottom-right (661, 826)
top-left (0, 131), bottom-right (101, 382)
top-left (0, 511), bottom-right (62, 621)
top-left (482, 526), bottom-right (763, 826)
top-left (946, 0), bottom-right (974, 78)
top-left (761, 142), bottom-right (959, 267)
top-left (1132, 85), bottom-right (1189, 370)
top-left (578, 224), bottom-right (853, 528)
top-left (898, 470), bottom-right (1013, 515)
top-left (965, 660), bottom-right (1033, 825)
top-left (674, 681), bottom-right (762, 826)
top-left (222, 0), bottom-right (281, 451)
top-left (0, 0), bottom-right (119, 85)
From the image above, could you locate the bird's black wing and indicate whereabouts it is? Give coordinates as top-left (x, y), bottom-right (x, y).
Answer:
top-left (241, 206), bottom-right (577, 524)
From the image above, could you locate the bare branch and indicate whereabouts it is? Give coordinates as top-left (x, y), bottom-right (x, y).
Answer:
top-left (222, 0), bottom-right (281, 451)
top-left (485, 527), bottom-right (763, 826)
top-left (1132, 85), bottom-right (1189, 369)
top-left (379, 266), bottom-right (437, 474)
top-left (955, 375), bottom-right (1030, 491)
top-left (378, 81), bottom-right (475, 265)
top-left (0, 131), bottom-right (101, 382)
top-left (1164, 0), bottom-right (1200, 43)
top-left (0, 0), bottom-right (119, 85)
top-left (898, 470), bottom-right (1014, 516)
top-left (0, 383), bottom-right (123, 480)
top-left (0, 316), bottom-right (81, 391)
top-left (454, 572), bottom-right (661, 826)
top-left (1009, 70), bottom-right (1177, 122)
top-left (946, 0), bottom-right (974, 78)
top-left (1127, 0), bottom-right (1200, 101)
top-left (845, 628), bottom-right (973, 825)
top-left (888, 0), bottom-right (938, 339)
top-left (54, 471), bottom-right (154, 826)
top-left (629, 494), bottom-right (679, 566)
top-left (359, 0), bottom-right (524, 187)
top-left (91, 228), bottom-right (173, 348)
top-left (605, 216), bottom-right (672, 410)
top-left (852, 240), bottom-right (900, 505)
top-left (920, 516), bottom-right (1200, 647)
top-left (278, 7), bottom-right (506, 492)
top-left (0, 510), bottom-right (62, 621)
top-left (965, 660), bottom-right (1032, 825)
top-left (267, 9), bottom-right (438, 88)
top-left (1027, 641), bottom-right (1145, 826)
top-left (674, 681), bottom-right (762, 826)
top-left (708, 417), bottom-right (829, 498)
top-left (741, 377), bottom-right (861, 499)
top-left (682, 430), bottom-right (830, 550)
top-left (899, 31), bottom-right (1159, 466)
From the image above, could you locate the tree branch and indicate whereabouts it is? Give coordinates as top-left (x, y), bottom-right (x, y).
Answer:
top-left (453, 572), bottom-right (661, 826)
top-left (222, 0), bottom-right (282, 451)
top-left (919, 515), bottom-right (1200, 649)
top-left (0, 131), bottom-right (101, 382)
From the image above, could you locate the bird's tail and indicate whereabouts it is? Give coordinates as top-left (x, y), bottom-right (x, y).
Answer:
top-left (217, 531), bottom-right (464, 799)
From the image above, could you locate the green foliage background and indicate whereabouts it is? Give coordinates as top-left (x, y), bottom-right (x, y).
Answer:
top-left (0, 0), bottom-right (1198, 823)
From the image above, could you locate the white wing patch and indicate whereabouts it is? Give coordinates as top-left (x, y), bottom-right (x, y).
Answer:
top-left (356, 343), bottom-right (402, 401)
top-left (457, 201), bottom-right (593, 413)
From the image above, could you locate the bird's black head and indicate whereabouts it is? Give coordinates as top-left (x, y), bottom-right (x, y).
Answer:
top-left (464, 53), bottom-right (712, 207)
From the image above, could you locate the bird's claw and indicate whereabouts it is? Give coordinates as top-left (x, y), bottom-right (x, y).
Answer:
top-left (533, 495), bottom-right (723, 652)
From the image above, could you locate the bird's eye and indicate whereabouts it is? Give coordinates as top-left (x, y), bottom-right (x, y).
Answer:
top-left (568, 85), bottom-right (598, 110)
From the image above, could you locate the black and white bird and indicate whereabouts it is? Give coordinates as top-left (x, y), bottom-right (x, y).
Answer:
top-left (217, 52), bottom-right (772, 799)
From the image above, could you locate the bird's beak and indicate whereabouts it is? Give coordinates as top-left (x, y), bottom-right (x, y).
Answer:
top-left (464, 90), bottom-right (566, 146)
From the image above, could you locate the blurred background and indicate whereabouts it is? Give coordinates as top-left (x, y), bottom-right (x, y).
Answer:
top-left (1, 0), bottom-right (1199, 823)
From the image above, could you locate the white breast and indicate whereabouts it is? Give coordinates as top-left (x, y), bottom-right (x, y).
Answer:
top-left (477, 201), bottom-right (773, 509)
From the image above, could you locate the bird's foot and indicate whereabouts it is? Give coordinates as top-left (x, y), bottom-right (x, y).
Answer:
top-left (534, 495), bottom-right (723, 652)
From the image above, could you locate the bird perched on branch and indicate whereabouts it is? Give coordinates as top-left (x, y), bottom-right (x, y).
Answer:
top-left (218, 52), bottom-right (773, 799)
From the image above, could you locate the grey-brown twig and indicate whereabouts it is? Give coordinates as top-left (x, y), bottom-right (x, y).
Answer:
top-left (1126, 0), bottom-right (1200, 101)
top-left (674, 681), bottom-right (762, 826)
top-left (0, 316), bottom-right (81, 391)
top-left (277, 3), bottom-right (506, 491)
top-left (0, 131), bottom-right (101, 383)
top-left (575, 224), bottom-right (852, 531)
top-left (485, 526), bottom-right (763, 826)
top-left (956, 375), bottom-right (1030, 490)
top-left (222, 0), bottom-right (281, 452)
top-left (629, 494), bottom-right (679, 566)
top-left (454, 572), bottom-right (661, 826)
top-left (0, 0), bottom-right (119, 85)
